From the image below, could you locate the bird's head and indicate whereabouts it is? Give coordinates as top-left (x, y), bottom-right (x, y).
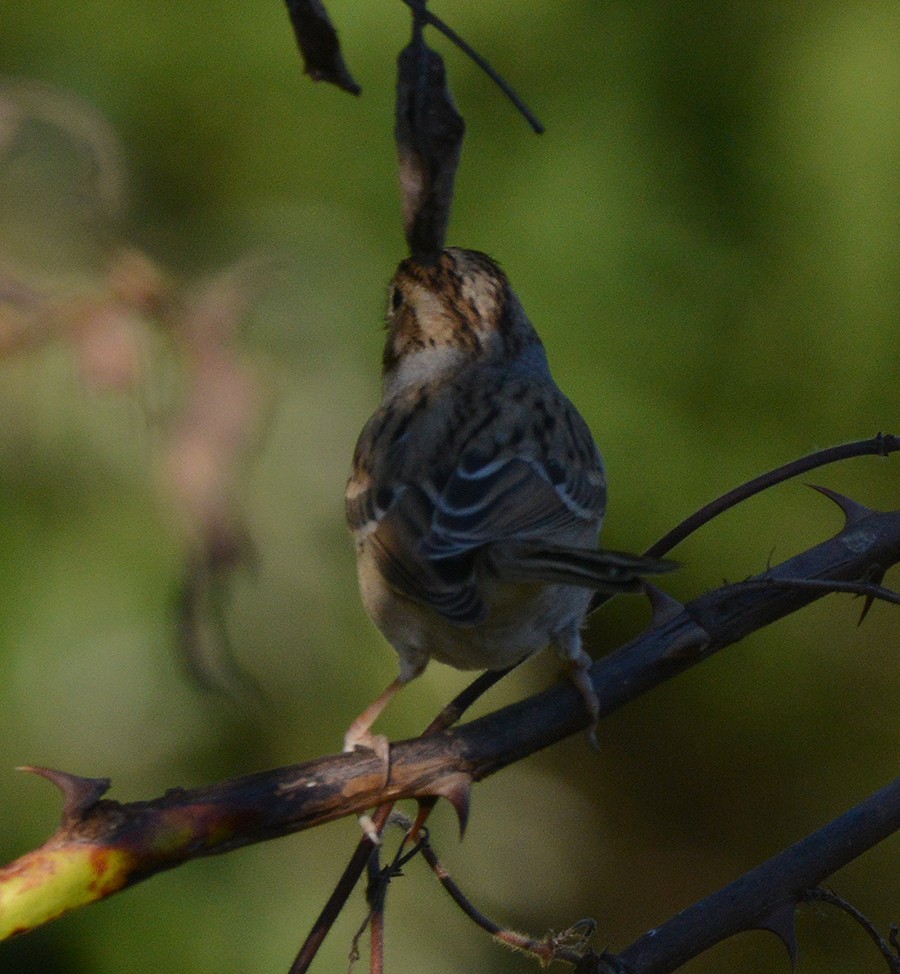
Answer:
top-left (381, 248), bottom-right (544, 396)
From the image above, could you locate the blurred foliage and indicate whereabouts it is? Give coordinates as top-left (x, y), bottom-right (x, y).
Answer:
top-left (0, 2), bottom-right (897, 973)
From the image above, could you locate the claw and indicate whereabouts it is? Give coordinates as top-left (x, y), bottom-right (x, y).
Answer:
top-left (343, 730), bottom-right (392, 782)
top-left (343, 730), bottom-right (392, 842)
top-left (343, 674), bottom-right (413, 790)
top-left (358, 812), bottom-right (382, 845)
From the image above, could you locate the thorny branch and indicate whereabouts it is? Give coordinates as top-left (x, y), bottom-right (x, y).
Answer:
top-left (289, 437), bottom-right (900, 972)
top-left (3, 4), bottom-right (897, 971)
top-left (572, 777), bottom-right (900, 974)
top-left (1, 482), bottom-right (898, 967)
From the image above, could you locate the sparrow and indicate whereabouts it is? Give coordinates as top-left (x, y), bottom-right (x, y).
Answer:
top-left (345, 248), bottom-right (673, 763)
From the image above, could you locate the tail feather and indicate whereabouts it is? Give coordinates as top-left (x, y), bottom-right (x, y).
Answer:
top-left (488, 541), bottom-right (677, 593)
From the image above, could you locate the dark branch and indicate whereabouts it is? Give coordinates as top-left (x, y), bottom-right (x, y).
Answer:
top-left (577, 776), bottom-right (900, 974)
top-left (735, 576), bottom-right (900, 609)
top-left (6, 502), bottom-right (898, 924)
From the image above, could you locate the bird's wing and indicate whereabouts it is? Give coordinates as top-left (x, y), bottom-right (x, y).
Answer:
top-left (347, 407), bottom-right (487, 624)
top-left (365, 486), bottom-right (488, 624)
top-left (345, 380), bottom-right (607, 623)
top-left (420, 451), bottom-right (603, 558)
top-left (421, 380), bottom-right (607, 559)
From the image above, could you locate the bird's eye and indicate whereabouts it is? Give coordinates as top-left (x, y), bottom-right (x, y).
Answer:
top-left (389, 286), bottom-right (404, 312)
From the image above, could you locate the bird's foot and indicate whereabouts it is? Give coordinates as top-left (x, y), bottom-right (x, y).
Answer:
top-left (343, 727), bottom-right (392, 843)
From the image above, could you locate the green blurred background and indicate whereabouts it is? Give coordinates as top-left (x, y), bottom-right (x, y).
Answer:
top-left (1, 2), bottom-right (898, 972)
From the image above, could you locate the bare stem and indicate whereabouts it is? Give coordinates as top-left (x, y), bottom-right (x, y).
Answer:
top-left (400, 0), bottom-right (544, 132)
top-left (802, 887), bottom-right (900, 973)
top-left (419, 832), bottom-right (593, 965)
top-left (646, 434), bottom-right (899, 559)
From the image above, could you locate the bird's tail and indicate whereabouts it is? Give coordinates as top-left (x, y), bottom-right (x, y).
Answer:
top-left (488, 541), bottom-right (677, 593)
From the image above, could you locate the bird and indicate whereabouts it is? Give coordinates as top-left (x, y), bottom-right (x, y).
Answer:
top-left (345, 247), bottom-right (674, 766)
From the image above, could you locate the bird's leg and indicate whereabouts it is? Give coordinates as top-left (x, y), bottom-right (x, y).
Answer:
top-left (344, 652), bottom-right (428, 754)
top-left (344, 676), bottom-right (409, 766)
top-left (344, 678), bottom-right (407, 844)
top-left (555, 626), bottom-right (601, 749)
top-left (344, 659), bottom-right (426, 841)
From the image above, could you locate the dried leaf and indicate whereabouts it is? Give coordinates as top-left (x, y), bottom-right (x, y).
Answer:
top-left (396, 38), bottom-right (465, 260)
top-left (284, 0), bottom-right (361, 95)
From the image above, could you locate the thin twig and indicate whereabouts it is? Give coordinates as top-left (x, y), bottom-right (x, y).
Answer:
top-left (802, 887), bottom-right (900, 974)
top-left (369, 907), bottom-right (383, 974)
top-left (366, 847), bottom-right (384, 974)
top-left (418, 830), bottom-right (594, 964)
top-left (347, 818), bottom-right (425, 973)
top-left (589, 433), bottom-right (900, 614)
top-left (400, 0), bottom-right (544, 133)
top-left (646, 433), bottom-right (899, 559)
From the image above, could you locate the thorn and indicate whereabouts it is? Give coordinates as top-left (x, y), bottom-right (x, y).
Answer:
top-left (806, 484), bottom-right (876, 526)
top-left (858, 595), bottom-right (876, 626)
top-left (18, 766), bottom-right (111, 822)
top-left (755, 900), bottom-right (799, 969)
top-left (429, 772), bottom-right (472, 838)
top-left (643, 583), bottom-right (687, 627)
top-left (857, 565), bottom-right (886, 626)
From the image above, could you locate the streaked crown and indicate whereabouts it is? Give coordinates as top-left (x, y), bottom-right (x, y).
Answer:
top-left (381, 249), bottom-right (542, 389)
